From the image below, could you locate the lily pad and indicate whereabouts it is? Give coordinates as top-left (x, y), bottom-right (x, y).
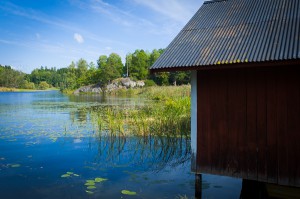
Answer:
top-left (85, 190), bottom-right (94, 194)
top-left (86, 180), bottom-right (95, 183)
top-left (10, 164), bottom-right (21, 168)
top-left (73, 174), bottom-right (80, 177)
top-left (86, 186), bottom-right (97, 190)
top-left (95, 177), bottom-right (107, 183)
top-left (66, 172), bottom-right (74, 175)
top-left (121, 190), bottom-right (137, 196)
top-left (61, 174), bottom-right (70, 178)
top-left (85, 182), bottom-right (95, 186)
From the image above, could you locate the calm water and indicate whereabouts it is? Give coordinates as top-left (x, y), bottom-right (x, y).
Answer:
top-left (0, 91), bottom-right (242, 199)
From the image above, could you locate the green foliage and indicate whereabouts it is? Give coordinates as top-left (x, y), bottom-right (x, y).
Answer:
top-left (129, 49), bottom-right (149, 80)
top-left (97, 53), bottom-right (124, 85)
top-left (169, 71), bottom-right (191, 85)
top-left (22, 80), bottom-right (36, 89)
top-left (144, 79), bottom-right (156, 87)
top-left (1, 48), bottom-right (190, 92)
top-left (76, 58), bottom-right (88, 86)
top-left (0, 65), bottom-right (25, 88)
top-left (38, 81), bottom-right (50, 90)
top-left (97, 55), bottom-right (107, 68)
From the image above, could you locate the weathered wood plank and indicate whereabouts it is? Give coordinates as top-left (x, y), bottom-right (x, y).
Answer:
top-left (256, 69), bottom-right (267, 182)
top-left (286, 67), bottom-right (300, 186)
top-left (237, 70), bottom-right (247, 178)
top-left (246, 69), bottom-right (258, 180)
top-left (197, 71), bottom-right (211, 173)
top-left (227, 69), bottom-right (246, 177)
top-left (266, 68), bottom-right (278, 184)
top-left (210, 71), bottom-right (228, 175)
top-left (209, 72), bottom-right (218, 174)
top-left (277, 69), bottom-right (289, 186)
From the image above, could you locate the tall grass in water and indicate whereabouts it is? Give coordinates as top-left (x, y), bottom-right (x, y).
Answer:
top-left (90, 86), bottom-right (191, 138)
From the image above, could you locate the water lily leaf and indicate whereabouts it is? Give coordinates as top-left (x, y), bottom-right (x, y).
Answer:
top-left (95, 177), bottom-right (107, 183)
top-left (73, 174), bottom-right (80, 177)
top-left (61, 174), bottom-right (70, 178)
top-left (10, 164), bottom-right (21, 168)
top-left (66, 172), bottom-right (74, 175)
top-left (121, 190), bottom-right (137, 195)
top-left (85, 190), bottom-right (94, 194)
top-left (86, 186), bottom-right (97, 190)
top-left (85, 182), bottom-right (95, 186)
top-left (86, 180), bottom-right (95, 183)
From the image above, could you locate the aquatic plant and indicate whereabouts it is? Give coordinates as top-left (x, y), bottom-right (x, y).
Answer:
top-left (61, 171), bottom-right (80, 178)
top-left (91, 96), bottom-right (191, 138)
top-left (9, 164), bottom-right (21, 168)
top-left (121, 190), bottom-right (137, 195)
top-left (84, 177), bottom-right (108, 194)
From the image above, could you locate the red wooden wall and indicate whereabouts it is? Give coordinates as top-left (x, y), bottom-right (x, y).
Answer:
top-left (196, 65), bottom-right (300, 187)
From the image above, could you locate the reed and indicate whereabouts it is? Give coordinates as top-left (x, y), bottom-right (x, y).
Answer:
top-left (90, 96), bottom-right (191, 138)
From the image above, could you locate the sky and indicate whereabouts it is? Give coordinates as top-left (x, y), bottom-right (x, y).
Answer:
top-left (0, 0), bottom-right (204, 74)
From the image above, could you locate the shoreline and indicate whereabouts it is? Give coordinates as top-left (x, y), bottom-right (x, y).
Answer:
top-left (0, 87), bottom-right (59, 92)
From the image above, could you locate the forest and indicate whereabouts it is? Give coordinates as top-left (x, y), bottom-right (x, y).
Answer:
top-left (0, 49), bottom-right (190, 91)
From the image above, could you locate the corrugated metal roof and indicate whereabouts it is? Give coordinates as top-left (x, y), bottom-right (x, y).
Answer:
top-left (151, 0), bottom-right (300, 70)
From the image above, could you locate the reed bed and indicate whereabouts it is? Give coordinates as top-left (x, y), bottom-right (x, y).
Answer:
top-left (90, 96), bottom-right (191, 138)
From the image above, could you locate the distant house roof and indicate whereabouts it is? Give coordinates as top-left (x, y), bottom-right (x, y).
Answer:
top-left (151, 0), bottom-right (300, 71)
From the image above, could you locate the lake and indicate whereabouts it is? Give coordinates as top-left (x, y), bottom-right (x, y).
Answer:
top-left (0, 91), bottom-right (242, 199)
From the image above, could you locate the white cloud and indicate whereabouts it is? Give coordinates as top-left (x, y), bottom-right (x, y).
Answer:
top-left (74, 33), bottom-right (84, 43)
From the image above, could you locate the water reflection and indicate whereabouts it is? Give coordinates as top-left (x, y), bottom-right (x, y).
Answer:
top-left (4, 91), bottom-right (290, 198)
top-left (89, 135), bottom-right (191, 172)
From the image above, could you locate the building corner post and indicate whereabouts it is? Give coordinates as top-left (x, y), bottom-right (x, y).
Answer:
top-left (191, 71), bottom-right (197, 172)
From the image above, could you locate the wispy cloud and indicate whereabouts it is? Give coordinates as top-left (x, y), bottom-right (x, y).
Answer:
top-left (87, 0), bottom-right (159, 30)
top-left (132, 0), bottom-right (198, 23)
top-left (132, 0), bottom-right (202, 24)
top-left (71, 0), bottom-right (202, 36)
top-left (74, 33), bottom-right (84, 43)
top-left (0, 1), bottom-right (82, 36)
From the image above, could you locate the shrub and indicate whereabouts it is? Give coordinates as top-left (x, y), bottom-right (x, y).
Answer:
top-left (144, 79), bottom-right (156, 87)
top-left (38, 81), bottom-right (50, 90)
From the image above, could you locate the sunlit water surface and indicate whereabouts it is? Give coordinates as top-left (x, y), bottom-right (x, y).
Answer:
top-left (0, 91), bottom-right (241, 199)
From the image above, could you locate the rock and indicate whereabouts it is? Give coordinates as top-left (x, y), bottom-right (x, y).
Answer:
top-left (119, 78), bottom-right (136, 88)
top-left (73, 85), bottom-right (102, 94)
top-left (136, 81), bottom-right (145, 87)
top-left (73, 78), bottom-right (145, 94)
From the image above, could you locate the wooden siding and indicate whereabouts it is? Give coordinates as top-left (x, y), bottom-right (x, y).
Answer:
top-left (196, 66), bottom-right (300, 187)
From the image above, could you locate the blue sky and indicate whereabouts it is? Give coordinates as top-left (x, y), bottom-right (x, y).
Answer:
top-left (0, 0), bottom-right (204, 73)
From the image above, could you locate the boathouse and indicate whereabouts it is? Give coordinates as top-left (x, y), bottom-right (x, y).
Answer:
top-left (150, 0), bottom-right (300, 187)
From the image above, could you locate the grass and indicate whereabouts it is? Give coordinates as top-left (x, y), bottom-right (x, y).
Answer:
top-left (0, 87), bottom-right (59, 92)
top-left (89, 85), bottom-right (191, 138)
top-left (107, 85), bottom-right (191, 100)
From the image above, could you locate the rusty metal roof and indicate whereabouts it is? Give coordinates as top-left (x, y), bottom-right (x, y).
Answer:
top-left (151, 0), bottom-right (300, 71)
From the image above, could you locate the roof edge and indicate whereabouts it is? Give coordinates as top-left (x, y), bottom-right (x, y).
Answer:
top-left (150, 59), bottom-right (300, 73)
top-left (204, 0), bottom-right (228, 4)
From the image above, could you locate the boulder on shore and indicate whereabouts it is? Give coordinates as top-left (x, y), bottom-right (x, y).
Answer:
top-left (73, 84), bottom-right (102, 94)
top-left (73, 78), bottom-right (144, 94)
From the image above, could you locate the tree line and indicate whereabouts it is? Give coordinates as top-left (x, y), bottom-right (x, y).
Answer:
top-left (0, 49), bottom-right (190, 90)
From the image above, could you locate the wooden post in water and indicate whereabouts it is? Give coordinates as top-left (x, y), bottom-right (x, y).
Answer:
top-left (195, 174), bottom-right (202, 199)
